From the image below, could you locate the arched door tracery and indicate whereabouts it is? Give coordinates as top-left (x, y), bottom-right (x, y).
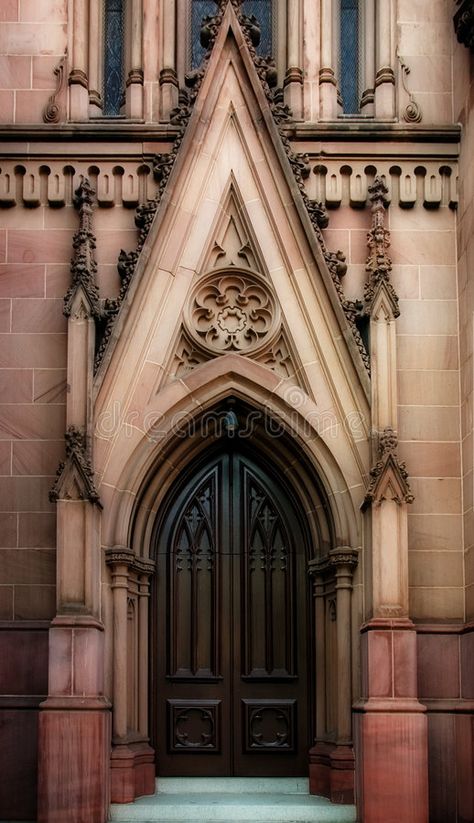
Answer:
top-left (152, 442), bottom-right (313, 776)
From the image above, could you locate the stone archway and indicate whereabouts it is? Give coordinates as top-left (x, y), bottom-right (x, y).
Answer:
top-left (103, 390), bottom-right (360, 804)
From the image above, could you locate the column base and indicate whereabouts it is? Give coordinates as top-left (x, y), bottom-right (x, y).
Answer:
top-left (354, 701), bottom-right (428, 823)
top-left (309, 741), bottom-right (355, 803)
top-left (38, 701), bottom-right (111, 823)
top-left (110, 740), bottom-right (155, 803)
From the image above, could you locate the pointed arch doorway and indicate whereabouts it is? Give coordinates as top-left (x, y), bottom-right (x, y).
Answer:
top-left (152, 438), bottom-right (314, 778)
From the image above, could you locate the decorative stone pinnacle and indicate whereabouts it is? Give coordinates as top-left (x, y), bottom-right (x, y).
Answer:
top-left (364, 176), bottom-right (399, 318)
top-left (64, 178), bottom-right (101, 319)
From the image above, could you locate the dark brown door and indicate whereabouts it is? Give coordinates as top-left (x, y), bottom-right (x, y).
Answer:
top-left (154, 447), bottom-right (310, 776)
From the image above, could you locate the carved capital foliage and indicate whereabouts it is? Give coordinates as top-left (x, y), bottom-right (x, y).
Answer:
top-left (308, 547), bottom-right (359, 578)
top-left (105, 546), bottom-right (156, 577)
top-left (49, 426), bottom-right (101, 506)
top-left (64, 179), bottom-right (101, 319)
top-left (454, 0), bottom-right (474, 51)
top-left (363, 427), bottom-right (414, 509)
top-left (364, 176), bottom-right (399, 320)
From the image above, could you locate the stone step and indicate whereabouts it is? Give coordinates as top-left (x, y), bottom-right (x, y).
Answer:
top-left (109, 782), bottom-right (357, 823)
top-left (156, 777), bottom-right (310, 794)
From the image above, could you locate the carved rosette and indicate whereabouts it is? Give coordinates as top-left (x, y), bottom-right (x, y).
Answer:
top-left (184, 271), bottom-right (280, 357)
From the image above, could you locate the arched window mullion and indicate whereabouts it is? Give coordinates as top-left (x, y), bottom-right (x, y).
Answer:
top-left (103, 0), bottom-right (126, 116)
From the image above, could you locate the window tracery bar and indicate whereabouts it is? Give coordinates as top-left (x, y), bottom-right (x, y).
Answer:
top-left (103, 0), bottom-right (125, 116)
top-left (339, 0), bottom-right (359, 114)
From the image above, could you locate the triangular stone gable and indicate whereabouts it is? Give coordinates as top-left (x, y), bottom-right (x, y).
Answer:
top-left (199, 174), bottom-right (268, 275)
top-left (94, 4), bottom-right (370, 491)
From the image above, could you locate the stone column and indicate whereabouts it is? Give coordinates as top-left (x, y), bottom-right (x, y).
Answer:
top-left (374, 0), bottom-right (395, 118)
top-left (308, 550), bottom-right (357, 804)
top-left (360, 0), bottom-right (375, 114)
top-left (159, 0), bottom-right (179, 120)
top-left (354, 177), bottom-right (429, 823)
top-left (319, 0), bottom-right (338, 120)
top-left (284, 0), bottom-right (303, 118)
top-left (126, 0), bottom-right (144, 118)
top-left (106, 549), bottom-right (155, 804)
top-left (69, 0), bottom-right (90, 121)
top-left (38, 181), bottom-right (110, 823)
top-left (328, 549), bottom-right (358, 804)
top-left (308, 566), bottom-right (329, 796)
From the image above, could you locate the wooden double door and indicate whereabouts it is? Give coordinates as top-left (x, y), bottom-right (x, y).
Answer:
top-left (154, 447), bottom-right (311, 776)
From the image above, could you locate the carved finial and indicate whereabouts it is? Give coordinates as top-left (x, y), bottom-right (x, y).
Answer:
top-left (362, 427), bottom-right (414, 509)
top-left (64, 178), bottom-right (101, 319)
top-left (49, 425), bottom-right (101, 506)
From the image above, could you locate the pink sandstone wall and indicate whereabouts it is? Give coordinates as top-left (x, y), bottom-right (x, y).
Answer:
top-left (0, 1), bottom-right (471, 821)
top-left (453, 34), bottom-right (474, 621)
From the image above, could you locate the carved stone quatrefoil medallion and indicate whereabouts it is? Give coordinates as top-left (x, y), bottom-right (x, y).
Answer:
top-left (184, 271), bottom-right (280, 356)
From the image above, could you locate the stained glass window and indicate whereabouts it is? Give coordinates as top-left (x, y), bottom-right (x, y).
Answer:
top-left (103, 0), bottom-right (125, 116)
top-left (190, 0), bottom-right (273, 69)
top-left (340, 0), bottom-right (360, 114)
top-left (242, 0), bottom-right (273, 56)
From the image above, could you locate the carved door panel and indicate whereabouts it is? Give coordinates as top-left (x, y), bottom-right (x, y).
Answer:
top-left (154, 449), bottom-right (309, 776)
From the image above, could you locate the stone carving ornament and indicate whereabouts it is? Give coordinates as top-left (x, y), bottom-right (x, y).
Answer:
top-left (184, 271), bottom-right (280, 356)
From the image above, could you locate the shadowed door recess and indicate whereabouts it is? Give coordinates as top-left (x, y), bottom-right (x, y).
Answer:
top-left (154, 448), bottom-right (310, 776)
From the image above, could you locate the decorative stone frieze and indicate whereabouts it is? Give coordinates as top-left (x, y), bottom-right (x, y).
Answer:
top-left (362, 427), bottom-right (414, 508)
top-left (454, 0), bottom-right (474, 51)
top-left (0, 159), bottom-right (458, 210)
top-left (49, 425), bottom-right (101, 505)
top-left (306, 162), bottom-right (458, 210)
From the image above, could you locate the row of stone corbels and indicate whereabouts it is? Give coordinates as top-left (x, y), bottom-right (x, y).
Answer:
top-left (0, 161), bottom-right (156, 209)
top-left (0, 160), bottom-right (458, 210)
top-left (306, 161), bottom-right (458, 210)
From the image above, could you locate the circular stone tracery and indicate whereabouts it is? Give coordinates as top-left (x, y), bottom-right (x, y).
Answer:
top-left (185, 271), bottom-right (280, 356)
